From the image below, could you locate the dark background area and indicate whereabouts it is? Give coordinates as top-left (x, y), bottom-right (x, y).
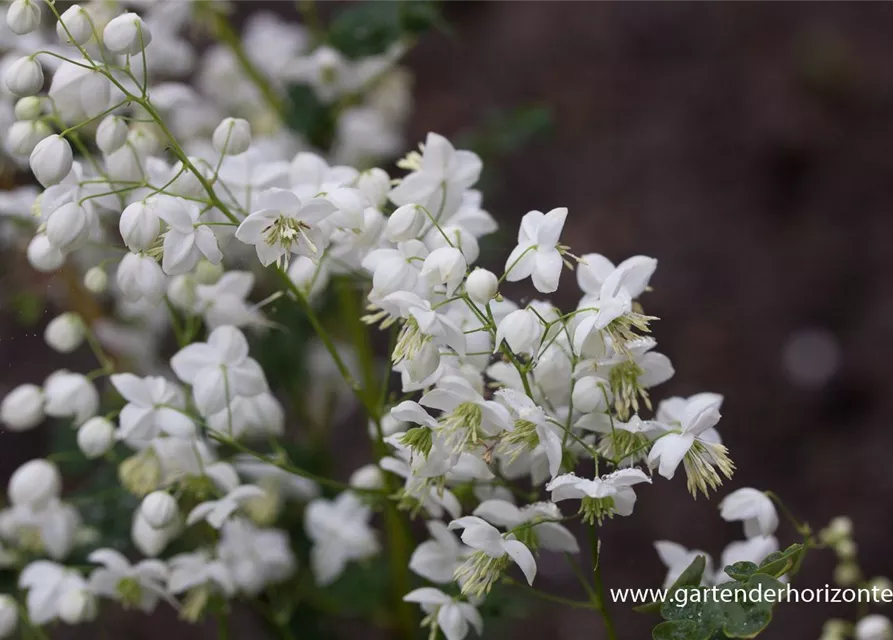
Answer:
top-left (2, 2), bottom-right (892, 638)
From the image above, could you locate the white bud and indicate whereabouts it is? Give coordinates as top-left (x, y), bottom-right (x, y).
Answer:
top-left (166, 274), bottom-right (195, 311)
top-left (26, 234), bottom-right (65, 272)
top-left (0, 595), bottom-right (16, 639)
top-left (465, 268), bottom-right (498, 304)
top-left (95, 115), bottom-right (128, 154)
top-left (495, 308), bottom-right (543, 355)
top-left (119, 200), bottom-right (159, 251)
top-left (9, 459), bottom-right (61, 508)
top-left (4, 56), bottom-right (43, 96)
top-left (349, 464), bottom-right (383, 490)
top-left (6, 0), bottom-right (41, 35)
top-left (132, 512), bottom-right (174, 557)
top-left (102, 12), bottom-right (152, 55)
top-left (83, 266), bottom-right (108, 293)
top-left (45, 202), bottom-right (89, 251)
top-left (386, 204), bottom-right (425, 242)
top-left (77, 416), bottom-right (115, 458)
top-left (30, 135), bottom-right (73, 187)
top-left (14, 96), bottom-right (42, 120)
top-left (44, 370), bottom-right (99, 425)
top-left (57, 4), bottom-right (93, 46)
top-left (212, 117), bottom-right (251, 155)
top-left (572, 376), bottom-right (610, 413)
top-left (44, 312), bottom-right (85, 353)
top-left (140, 491), bottom-right (179, 529)
top-left (856, 615), bottom-right (893, 640)
top-left (0, 383), bottom-right (44, 431)
top-left (128, 124), bottom-right (161, 157)
top-left (406, 340), bottom-right (440, 382)
top-left (117, 252), bottom-right (165, 303)
top-left (58, 588), bottom-right (96, 625)
top-left (6, 120), bottom-right (51, 155)
top-left (357, 168), bottom-right (390, 208)
top-left (428, 225), bottom-right (480, 264)
top-left (420, 246), bottom-right (467, 295)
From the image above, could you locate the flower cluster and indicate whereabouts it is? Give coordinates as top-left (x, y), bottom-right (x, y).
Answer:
top-left (0, 2), bottom-right (886, 640)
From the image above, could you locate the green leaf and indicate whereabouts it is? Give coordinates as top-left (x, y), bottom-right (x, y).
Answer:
top-left (635, 555), bottom-right (708, 614)
top-left (653, 620), bottom-right (710, 640)
top-left (722, 606), bottom-right (772, 638)
top-left (327, 1), bottom-right (442, 59)
top-left (724, 561), bottom-right (759, 582)
top-left (756, 543), bottom-right (803, 578)
top-left (282, 84), bottom-right (337, 149)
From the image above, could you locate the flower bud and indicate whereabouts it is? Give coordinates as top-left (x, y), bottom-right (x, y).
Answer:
top-left (119, 449), bottom-right (161, 497)
top-left (95, 115), bottom-right (128, 155)
top-left (821, 516), bottom-right (853, 545)
top-left (77, 416), bottom-right (114, 458)
top-left (349, 464), bottom-right (383, 490)
top-left (834, 562), bottom-right (860, 586)
top-left (0, 595), bottom-right (16, 638)
top-left (855, 615), bottom-right (893, 640)
top-left (26, 234), bottom-right (65, 272)
top-left (166, 274), bottom-right (195, 311)
top-left (119, 201), bottom-right (159, 251)
top-left (83, 266), bottom-right (108, 293)
top-left (44, 370), bottom-right (99, 425)
top-left (9, 459), bottom-right (61, 508)
top-left (572, 376), bottom-right (610, 413)
top-left (194, 259), bottom-right (223, 285)
top-left (212, 117), bottom-right (251, 155)
top-left (102, 13), bottom-right (152, 55)
top-left (14, 96), bottom-right (41, 120)
top-left (57, 4), bottom-right (93, 46)
top-left (495, 308), bottom-right (543, 355)
top-left (117, 252), bottom-right (165, 303)
top-left (58, 588), bottom-right (96, 625)
top-left (836, 538), bottom-right (857, 559)
top-left (386, 204), bottom-right (425, 242)
top-left (0, 383), bottom-right (44, 431)
top-left (420, 246), bottom-right (466, 295)
top-left (128, 124), bottom-right (161, 157)
top-left (406, 340), bottom-right (440, 382)
top-left (465, 268), bottom-right (498, 304)
top-left (4, 56), bottom-right (43, 96)
top-left (357, 168), bottom-right (390, 208)
top-left (44, 312), bottom-right (85, 353)
top-left (6, 0), bottom-right (41, 35)
top-left (132, 512), bottom-right (176, 557)
top-left (140, 491), bottom-right (179, 529)
top-left (46, 202), bottom-right (89, 251)
top-left (6, 120), bottom-right (51, 155)
top-left (30, 135), bottom-right (73, 187)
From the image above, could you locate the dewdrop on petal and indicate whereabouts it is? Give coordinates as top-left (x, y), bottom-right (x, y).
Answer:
top-left (84, 266), bottom-right (108, 293)
top-left (57, 4), bottom-right (93, 46)
top-left (212, 117), bottom-right (251, 156)
top-left (102, 13), bottom-right (152, 55)
top-left (26, 234), bottom-right (65, 272)
top-left (14, 96), bottom-right (42, 120)
top-left (44, 312), bottom-right (85, 353)
top-left (95, 115), bottom-right (128, 155)
top-left (9, 459), bottom-right (61, 508)
top-left (4, 56), bottom-right (43, 96)
top-left (30, 135), bottom-right (73, 187)
top-left (6, 0), bottom-right (41, 35)
top-left (77, 417), bottom-right (115, 459)
top-left (0, 383), bottom-right (44, 432)
top-left (465, 268), bottom-right (498, 304)
top-left (140, 492), bottom-right (179, 529)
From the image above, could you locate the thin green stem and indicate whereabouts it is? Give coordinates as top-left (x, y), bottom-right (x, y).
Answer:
top-left (588, 525), bottom-right (617, 640)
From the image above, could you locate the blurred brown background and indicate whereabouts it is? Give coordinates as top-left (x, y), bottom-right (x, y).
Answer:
top-left (3, 2), bottom-right (893, 638)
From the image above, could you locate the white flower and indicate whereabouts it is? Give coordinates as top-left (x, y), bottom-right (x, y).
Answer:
top-left (26, 234), bottom-right (65, 272)
top-left (1, 498), bottom-right (80, 560)
top-left (494, 308), bottom-right (543, 355)
top-left (357, 168), bottom-right (391, 209)
top-left (44, 313), bottom-right (84, 353)
top-left (305, 492), bottom-right (380, 586)
top-left (19, 561), bottom-right (89, 624)
top-left (57, 586), bottom-right (97, 625)
top-left (715, 536), bottom-right (779, 584)
top-left (29, 135), bottom-right (73, 187)
top-left (473, 500), bottom-right (579, 553)
top-left (187, 485), bottom-right (266, 529)
top-left (212, 117), bottom-right (251, 156)
top-left (153, 196), bottom-right (222, 275)
top-left (856, 615), bottom-right (893, 640)
top-left (503, 207), bottom-right (567, 293)
top-left (4, 56), bottom-right (42, 96)
top-left (403, 588), bottom-right (483, 640)
top-left (76, 417), bottom-right (114, 458)
top-left (546, 469), bottom-right (651, 524)
top-left (6, 120), bottom-right (51, 155)
top-left (719, 488), bottom-right (779, 539)
top-left (131, 511), bottom-right (179, 558)
top-left (387, 203), bottom-right (426, 242)
top-left (87, 548), bottom-right (169, 612)
top-left (448, 516), bottom-right (537, 590)
top-left (654, 541), bottom-right (714, 589)
top-left (119, 201), bottom-right (160, 252)
top-left (168, 550), bottom-right (234, 597)
top-left (235, 188), bottom-right (335, 268)
top-left (390, 133), bottom-right (482, 219)
top-left (193, 271), bottom-right (264, 329)
top-left (421, 246), bottom-right (467, 296)
top-left (102, 13), bottom-right (152, 55)
top-left (43, 371), bottom-right (98, 425)
top-left (577, 254), bottom-right (657, 302)
top-left (6, 0), bottom-right (41, 35)
top-left (117, 252), bottom-right (166, 303)
top-left (56, 4), bottom-right (92, 46)
top-left (233, 457), bottom-right (320, 502)
top-left (140, 491), bottom-right (179, 529)
top-left (465, 268), bottom-right (498, 304)
top-left (495, 388), bottom-right (564, 478)
top-left (14, 96), bottom-right (41, 120)
top-left (420, 375), bottom-right (511, 453)
top-left (111, 373), bottom-right (195, 440)
top-left (409, 520), bottom-right (472, 584)
top-left (96, 115), bottom-right (128, 155)
top-left (45, 202), bottom-right (91, 252)
top-left (1, 383), bottom-right (44, 431)
top-left (0, 594), bottom-right (15, 638)
top-left (363, 239), bottom-right (428, 300)
top-left (217, 518), bottom-right (295, 596)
